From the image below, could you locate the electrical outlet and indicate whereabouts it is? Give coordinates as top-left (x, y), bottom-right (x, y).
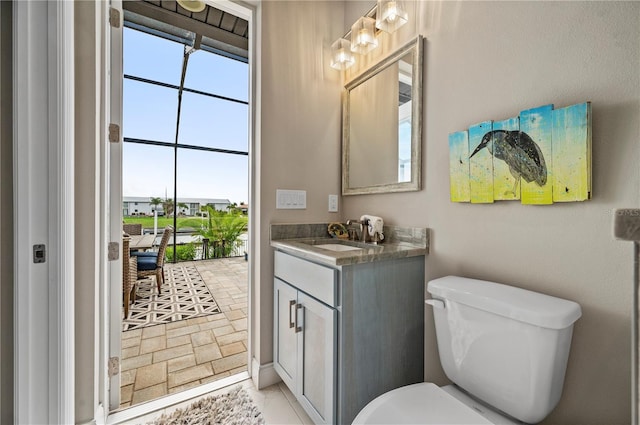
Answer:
top-left (328, 194), bottom-right (338, 212)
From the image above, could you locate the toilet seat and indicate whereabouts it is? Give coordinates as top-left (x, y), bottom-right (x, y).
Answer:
top-left (353, 383), bottom-right (517, 425)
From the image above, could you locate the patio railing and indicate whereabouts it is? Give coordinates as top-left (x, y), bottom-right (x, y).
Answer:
top-left (157, 230), bottom-right (248, 262)
top-left (199, 238), bottom-right (247, 259)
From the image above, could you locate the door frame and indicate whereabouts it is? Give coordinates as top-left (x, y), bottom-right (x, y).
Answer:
top-left (13, 1), bottom-right (75, 423)
top-left (106, 0), bottom-right (124, 411)
top-left (102, 0), bottom-right (258, 421)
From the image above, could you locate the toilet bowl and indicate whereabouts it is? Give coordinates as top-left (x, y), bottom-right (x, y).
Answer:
top-left (352, 276), bottom-right (581, 425)
top-left (353, 383), bottom-right (520, 425)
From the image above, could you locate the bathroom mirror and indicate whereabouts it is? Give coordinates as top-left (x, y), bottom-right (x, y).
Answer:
top-left (342, 35), bottom-right (423, 195)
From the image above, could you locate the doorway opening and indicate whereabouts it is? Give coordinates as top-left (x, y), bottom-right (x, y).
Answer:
top-left (117, 1), bottom-right (250, 410)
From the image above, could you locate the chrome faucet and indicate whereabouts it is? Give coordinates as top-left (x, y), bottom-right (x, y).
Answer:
top-left (346, 218), bottom-right (371, 243)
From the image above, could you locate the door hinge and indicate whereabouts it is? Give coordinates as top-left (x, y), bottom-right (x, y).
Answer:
top-left (109, 7), bottom-right (121, 28)
top-left (108, 357), bottom-right (119, 378)
top-left (108, 123), bottom-right (120, 143)
top-left (108, 242), bottom-right (119, 261)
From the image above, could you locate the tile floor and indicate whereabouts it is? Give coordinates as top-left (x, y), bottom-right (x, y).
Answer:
top-left (130, 379), bottom-right (313, 425)
top-left (120, 257), bottom-right (249, 408)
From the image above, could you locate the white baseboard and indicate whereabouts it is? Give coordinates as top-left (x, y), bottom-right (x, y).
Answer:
top-left (251, 358), bottom-right (281, 390)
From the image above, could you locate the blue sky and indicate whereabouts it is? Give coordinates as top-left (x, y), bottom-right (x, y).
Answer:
top-left (122, 27), bottom-right (249, 204)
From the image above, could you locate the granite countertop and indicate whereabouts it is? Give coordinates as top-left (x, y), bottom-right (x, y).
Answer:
top-left (270, 223), bottom-right (429, 267)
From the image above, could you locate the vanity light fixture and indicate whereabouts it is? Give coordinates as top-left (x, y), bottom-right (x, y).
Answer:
top-left (350, 16), bottom-right (378, 54)
top-left (330, 2), bottom-right (409, 71)
top-left (330, 38), bottom-right (356, 70)
top-left (375, 0), bottom-right (408, 33)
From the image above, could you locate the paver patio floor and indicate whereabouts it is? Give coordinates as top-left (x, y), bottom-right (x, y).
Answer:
top-left (119, 257), bottom-right (248, 409)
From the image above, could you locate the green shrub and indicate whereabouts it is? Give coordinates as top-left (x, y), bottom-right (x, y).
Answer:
top-left (198, 207), bottom-right (248, 258)
top-left (165, 243), bottom-right (196, 262)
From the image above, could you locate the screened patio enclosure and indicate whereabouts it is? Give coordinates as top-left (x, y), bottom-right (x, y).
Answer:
top-left (122, 1), bottom-right (249, 263)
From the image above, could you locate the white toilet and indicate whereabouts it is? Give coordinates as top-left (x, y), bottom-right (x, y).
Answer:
top-left (353, 276), bottom-right (582, 424)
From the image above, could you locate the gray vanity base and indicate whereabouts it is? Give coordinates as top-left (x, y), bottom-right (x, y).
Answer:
top-left (273, 249), bottom-right (425, 425)
top-left (338, 255), bottom-right (425, 424)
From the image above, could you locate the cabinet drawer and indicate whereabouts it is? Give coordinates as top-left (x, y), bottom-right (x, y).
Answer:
top-left (274, 251), bottom-right (338, 307)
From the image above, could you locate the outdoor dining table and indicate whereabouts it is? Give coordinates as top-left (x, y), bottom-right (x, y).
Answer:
top-left (129, 234), bottom-right (155, 251)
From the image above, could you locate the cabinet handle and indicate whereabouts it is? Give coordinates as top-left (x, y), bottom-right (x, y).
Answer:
top-left (295, 303), bottom-right (303, 333)
top-left (289, 300), bottom-right (296, 328)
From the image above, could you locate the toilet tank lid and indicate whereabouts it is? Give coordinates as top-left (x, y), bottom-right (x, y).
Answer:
top-left (427, 276), bottom-right (582, 329)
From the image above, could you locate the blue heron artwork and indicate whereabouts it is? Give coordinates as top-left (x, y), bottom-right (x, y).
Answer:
top-left (449, 102), bottom-right (591, 204)
top-left (471, 129), bottom-right (547, 195)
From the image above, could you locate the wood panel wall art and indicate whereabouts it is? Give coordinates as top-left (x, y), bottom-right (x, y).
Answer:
top-left (449, 102), bottom-right (592, 204)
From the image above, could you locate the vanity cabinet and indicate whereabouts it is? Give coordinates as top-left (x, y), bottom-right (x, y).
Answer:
top-left (274, 251), bottom-right (338, 425)
top-left (273, 249), bottom-right (425, 425)
top-left (274, 278), bottom-right (337, 424)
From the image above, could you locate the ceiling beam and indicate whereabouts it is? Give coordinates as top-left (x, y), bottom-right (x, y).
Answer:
top-left (123, 1), bottom-right (248, 57)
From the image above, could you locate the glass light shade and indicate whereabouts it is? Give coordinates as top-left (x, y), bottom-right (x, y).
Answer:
top-left (351, 16), bottom-right (378, 54)
top-left (375, 0), bottom-right (408, 33)
top-left (330, 38), bottom-right (356, 70)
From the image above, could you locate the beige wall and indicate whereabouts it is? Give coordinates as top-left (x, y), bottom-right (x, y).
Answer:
top-left (63, 1), bottom-right (638, 423)
top-left (0, 1), bottom-right (13, 422)
top-left (340, 1), bottom-right (639, 424)
top-left (74, 1), bottom-right (100, 422)
top-left (254, 1), bottom-right (344, 363)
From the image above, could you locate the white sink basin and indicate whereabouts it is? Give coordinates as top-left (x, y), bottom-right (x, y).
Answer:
top-left (314, 243), bottom-right (363, 252)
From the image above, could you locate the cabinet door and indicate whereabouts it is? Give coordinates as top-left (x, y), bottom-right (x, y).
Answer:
top-left (274, 278), bottom-right (298, 391)
top-left (296, 291), bottom-right (337, 425)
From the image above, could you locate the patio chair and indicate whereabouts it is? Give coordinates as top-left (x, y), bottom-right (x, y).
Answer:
top-left (122, 236), bottom-right (138, 318)
top-left (137, 226), bottom-right (173, 294)
top-left (123, 223), bottom-right (142, 236)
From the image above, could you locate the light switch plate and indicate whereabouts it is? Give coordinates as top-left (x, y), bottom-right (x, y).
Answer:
top-left (276, 189), bottom-right (307, 209)
top-left (328, 194), bottom-right (338, 212)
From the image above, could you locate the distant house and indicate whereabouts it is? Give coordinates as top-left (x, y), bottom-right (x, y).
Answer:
top-left (123, 197), bottom-right (231, 217)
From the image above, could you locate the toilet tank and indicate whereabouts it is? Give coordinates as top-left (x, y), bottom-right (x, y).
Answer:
top-left (427, 276), bottom-right (582, 424)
